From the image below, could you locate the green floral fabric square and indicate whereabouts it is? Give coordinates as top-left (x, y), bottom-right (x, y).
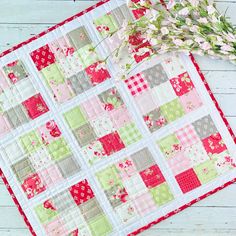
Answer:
top-left (157, 134), bottom-right (181, 158)
top-left (41, 63), bottom-right (65, 86)
top-left (150, 182), bottom-right (174, 206)
top-left (160, 99), bottom-right (185, 123)
top-left (20, 130), bottom-right (43, 154)
top-left (47, 138), bottom-right (71, 161)
top-left (118, 122), bottom-right (142, 146)
top-left (194, 160), bottom-right (218, 184)
top-left (88, 214), bottom-right (112, 236)
top-left (64, 106), bottom-right (87, 130)
top-left (35, 203), bottom-right (58, 224)
top-left (94, 13), bottom-right (118, 37)
top-left (96, 165), bottom-right (121, 190)
top-left (77, 44), bottom-right (99, 68)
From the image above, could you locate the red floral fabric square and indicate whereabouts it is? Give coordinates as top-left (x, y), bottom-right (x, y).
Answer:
top-left (22, 93), bottom-right (49, 119)
top-left (202, 133), bottom-right (227, 155)
top-left (85, 62), bottom-right (110, 86)
top-left (175, 168), bottom-right (201, 193)
top-left (133, 41), bottom-right (152, 63)
top-left (21, 173), bottom-right (46, 199)
top-left (30, 45), bottom-right (56, 71)
top-left (69, 179), bottom-right (94, 205)
top-left (140, 164), bottom-right (165, 188)
top-left (99, 131), bottom-right (125, 156)
top-left (170, 72), bottom-right (194, 96)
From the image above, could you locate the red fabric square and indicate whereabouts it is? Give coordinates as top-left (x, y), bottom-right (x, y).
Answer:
top-left (85, 61), bottom-right (110, 86)
top-left (202, 133), bottom-right (227, 155)
top-left (99, 131), bottom-right (125, 156)
top-left (170, 72), bottom-right (194, 96)
top-left (22, 93), bottom-right (49, 119)
top-left (140, 164), bottom-right (165, 188)
top-left (175, 168), bottom-right (201, 193)
top-left (124, 73), bottom-right (149, 96)
top-left (21, 173), bottom-right (46, 199)
top-left (132, 41), bottom-right (152, 63)
top-left (129, 32), bottom-right (145, 46)
top-left (30, 45), bottom-right (56, 71)
top-left (69, 179), bottom-right (94, 205)
top-left (130, 0), bottom-right (151, 19)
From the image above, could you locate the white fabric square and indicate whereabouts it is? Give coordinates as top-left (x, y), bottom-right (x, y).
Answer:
top-left (152, 81), bottom-right (177, 106)
top-left (3, 141), bottom-right (25, 164)
top-left (123, 174), bottom-right (147, 196)
top-left (161, 55), bottom-right (186, 78)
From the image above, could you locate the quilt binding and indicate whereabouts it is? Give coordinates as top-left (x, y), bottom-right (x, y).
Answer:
top-left (0, 0), bottom-right (235, 235)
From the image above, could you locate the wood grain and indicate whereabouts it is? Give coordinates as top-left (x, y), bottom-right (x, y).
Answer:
top-left (0, 1), bottom-right (235, 235)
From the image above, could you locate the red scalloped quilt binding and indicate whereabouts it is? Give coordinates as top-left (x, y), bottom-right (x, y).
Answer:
top-left (0, 0), bottom-right (236, 236)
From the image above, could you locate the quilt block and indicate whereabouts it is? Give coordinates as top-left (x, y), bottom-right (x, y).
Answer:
top-left (0, 0), bottom-right (236, 236)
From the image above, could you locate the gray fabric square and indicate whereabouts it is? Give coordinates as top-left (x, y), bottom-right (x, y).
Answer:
top-left (3, 60), bottom-right (28, 83)
top-left (142, 64), bottom-right (169, 87)
top-left (112, 4), bottom-right (134, 27)
top-left (104, 184), bottom-right (127, 208)
top-left (57, 156), bottom-right (80, 178)
top-left (5, 105), bottom-right (29, 129)
top-left (52, 191), bottom-right (75, 212)
top-left (130, 148), bottom-right (156, 171)
top-left (68, 71), bottom-right (92, 95)
top-left (73, 123), bottom-right (97, 147)
top-left (79, 198), bottom-right (103, 221)
top-left (11, 158), bottom-right (35, 182)
top-left (67, 26), bottom-right (91, 50)
top-left (144, 108), bottom-right (163, 133)
top-left (192, 115), bottom-right (218, 139)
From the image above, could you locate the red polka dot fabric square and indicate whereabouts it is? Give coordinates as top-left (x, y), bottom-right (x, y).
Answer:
top-left (30, 45), bottom-right (56, 71)
top-left (69, 179), bottom-right (95, 205)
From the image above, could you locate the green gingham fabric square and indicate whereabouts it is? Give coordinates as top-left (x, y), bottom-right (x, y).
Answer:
top-left (117, 122), bottom-right (142, 145)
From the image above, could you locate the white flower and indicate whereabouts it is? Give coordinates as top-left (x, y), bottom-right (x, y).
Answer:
top-left (190, 25), bottom-right (198, 33)
top-left (200, 42), bottom-right (211, 51)
top-left (195, 36), bottom-right (205, 43)
top-left (185, 39), bottom-right (194, 45)
top-left (221, 45), bottom-right (234, 52)
top-left (160, 44), bottom-right (170, 52)
top-left (211, 16), bottom-right (218, 23)
top-left (207, 5), bottom-right (216, 14)
top-left (161, 27), bottom-right (169, 35)
top-left (185, 18), bottom-right (192, 26)
top-left (179, 7), bottom-right (189, 16)
top-left (199, 18), bottom-right (208, 24)
top-left (188, 0), bottom-right (199, 7)
top-left (149, 24), bottom-right (157, 30)
top-left (167, 0), bottom-right (176, 9)
top-left (150, 38), bottom-right (159, 46)
top-left (173, 39), bottom-right (184, 46)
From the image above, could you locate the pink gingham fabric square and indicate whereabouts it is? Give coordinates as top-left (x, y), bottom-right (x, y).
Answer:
top-left (133, 192), bottom-right (157, 216)
top-left (175, 124), bottom-right (200, 148)
top-left (167, 152), bottom-right (192, 175)
top-left (125, 73), bottom-right (149, 96)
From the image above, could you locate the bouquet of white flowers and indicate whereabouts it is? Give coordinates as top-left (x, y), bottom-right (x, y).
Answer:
top-left (114, 0), bottom-right (236, 65)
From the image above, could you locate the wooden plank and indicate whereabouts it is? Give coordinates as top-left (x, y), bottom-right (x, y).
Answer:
top-left (0, 1), bottom-right (234, 24)
top-left (0, 0), bottom-right (95, 24)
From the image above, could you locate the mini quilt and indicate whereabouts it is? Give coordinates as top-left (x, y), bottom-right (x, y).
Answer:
top-left (0, 0), bottom-right (236, 235)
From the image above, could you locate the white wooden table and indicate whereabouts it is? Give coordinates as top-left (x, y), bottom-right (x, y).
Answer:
top-left (0, 1), bottom-right (236, 235)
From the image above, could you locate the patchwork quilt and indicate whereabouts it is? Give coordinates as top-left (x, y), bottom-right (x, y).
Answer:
top-left (0, 0), bottom-right (236, 235)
